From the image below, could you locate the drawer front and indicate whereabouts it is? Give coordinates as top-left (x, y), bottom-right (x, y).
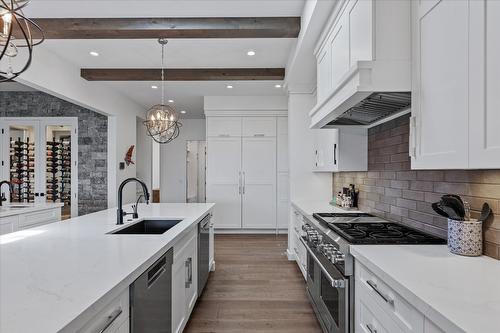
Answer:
top-left (0, 215), bottom-right (19, 225)
top-left (0, 222), bottom-right (15, 235)
top-left (18, 208), bottom-right (60, 229)
top-left (292, 232), bottom-right (307, 279)
top-left (356, 288), bottom-right (403, 333)
top-left (242, 117), bottom-right (276, 137)
top-left (77, 288), bottom-right (129, 333)
top-left (356, 262), bottom-right (424, 332)
top-left (0, 215), bottom-right (18, 235)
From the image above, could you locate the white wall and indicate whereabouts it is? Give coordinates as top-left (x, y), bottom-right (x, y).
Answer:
top-left (160, 119), bottom-right (206, 203)
top-left (288, 92), bottom-right (332, 202)
top-left (136, 117), bottom-right (153, 194)
top-left (13, 45), bottom-right (145, 208)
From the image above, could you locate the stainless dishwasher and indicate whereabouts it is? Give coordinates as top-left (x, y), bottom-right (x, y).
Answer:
top-left (198, 214), bottom-right (211, 296)
top-left (130, 247), bottom-right (173, 333)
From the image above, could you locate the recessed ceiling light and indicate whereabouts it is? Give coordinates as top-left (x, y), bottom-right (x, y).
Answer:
top-left (226, 85), bottom-right (233, 89)
top-left (247, 50), bottom-right (256, 56)
top-left (151, 85), bottom-right (158, 89)
top-left (89, 51), bottom-right (99, 57)
top-left (180, 110), bottom-right (187, 114)
top-left (168, 99), bottom-right (174, 103)
top-left (275, 84), bottom-right (282, 88)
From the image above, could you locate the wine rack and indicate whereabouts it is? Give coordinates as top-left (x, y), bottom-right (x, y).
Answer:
top-left (9, 137), bottom-right (35, 202)
top-left (46, 138), bottom-right (71, 205)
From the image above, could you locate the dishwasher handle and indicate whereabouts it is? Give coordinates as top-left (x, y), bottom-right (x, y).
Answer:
top-left (147, 256), bottom-right (167, 288)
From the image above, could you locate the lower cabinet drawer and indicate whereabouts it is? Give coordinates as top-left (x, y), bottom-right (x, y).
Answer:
top-left (355, 262), bottom-right (424, 332)
top-left (356, 288), bottom-right (403, 333)
top-left (77, 289), bottom-right (129, 333)
top-left (18, 208), bottom-right (60, 229)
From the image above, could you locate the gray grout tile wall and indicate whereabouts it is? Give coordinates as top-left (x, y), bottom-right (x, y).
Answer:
top-left (333, 114), bottom-right (500, 260)
top-left (0, 91), bottom-right (108, 216)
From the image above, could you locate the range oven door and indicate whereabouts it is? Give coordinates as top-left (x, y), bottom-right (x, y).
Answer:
top-left (303, 239), bottom-right (349, 333)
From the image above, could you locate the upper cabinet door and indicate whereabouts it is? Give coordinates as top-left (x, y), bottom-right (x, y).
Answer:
top-left (206, 117), bottom-right (241, 137)
top-left (411, 0), bottom-right (469, 169)
top-left (469, 0), bottom-right (500, 168)
top-left (242, 117), bottom-right (276, 137)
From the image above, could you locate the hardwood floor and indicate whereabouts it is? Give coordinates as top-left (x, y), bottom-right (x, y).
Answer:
top-left (184, 234), bottom-right (322, 333)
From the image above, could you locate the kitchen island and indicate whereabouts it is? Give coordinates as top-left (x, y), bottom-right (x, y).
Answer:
top-left (0, 203), bottom-right (214, 333)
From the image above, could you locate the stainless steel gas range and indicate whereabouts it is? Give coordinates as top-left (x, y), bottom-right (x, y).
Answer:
top-left (300, 212), bottom-right (446, 333)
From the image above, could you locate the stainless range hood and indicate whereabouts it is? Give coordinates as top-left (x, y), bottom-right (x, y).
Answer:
top-left (326, 92), bottom-right (411, 126)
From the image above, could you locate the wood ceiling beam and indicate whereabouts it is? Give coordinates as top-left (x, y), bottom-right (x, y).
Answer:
top-left (25, 17), bottom-right (300, 39)
top-left (81, 68), bottom-right (285, 81)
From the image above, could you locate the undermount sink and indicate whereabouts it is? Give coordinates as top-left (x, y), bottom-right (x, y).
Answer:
top-left (110, 219), bottom-right (183, 235)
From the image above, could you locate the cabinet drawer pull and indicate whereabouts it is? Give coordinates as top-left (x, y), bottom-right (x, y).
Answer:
top-left (185, 257), bottom-right (193, 288)
top-left (366, 323), bottom-right (377, 333)
top-left (253, 133), bottom-right (265, 137)
top-left (218, 134), bottom-right (230, 137)
top-left (366, 280), bottom-right (394, 306)
top-left (97, 307), bottom-right (122, 333)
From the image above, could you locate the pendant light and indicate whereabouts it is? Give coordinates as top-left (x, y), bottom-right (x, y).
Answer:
top-left (144, 38), bottom-right (182, 144)
top-left (0, 0), bottom-right (44, 82)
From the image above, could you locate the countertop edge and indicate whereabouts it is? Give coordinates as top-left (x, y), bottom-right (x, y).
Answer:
top-left (0, 203), bottom-right (64, 217)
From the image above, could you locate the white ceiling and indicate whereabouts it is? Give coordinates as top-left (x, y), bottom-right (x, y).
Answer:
top-left (21, 0), bottom-right (304, 118)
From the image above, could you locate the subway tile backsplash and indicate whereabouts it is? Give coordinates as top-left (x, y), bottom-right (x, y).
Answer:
top-left (333, 114), bottom-right (500, 260)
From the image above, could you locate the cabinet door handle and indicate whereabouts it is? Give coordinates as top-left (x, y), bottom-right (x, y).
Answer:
top-left (238, 171), bottom-right (242, 195)
top-left (366, 280), bottom-right (394, 305)
top-left (218, 134), bottom-right (230, 137)
top-left (409, 115), bottom-right (417, 158)
top-left (333, 144), bottom-right (337, 165)
top-left (366, 323), bottom-right (377, 333)
top-left (97, 307), bottom-right (123, 333)
top-left (185, 257), bottom-right (193, 288)
top-left (253, 133), bottom-right (265, 137)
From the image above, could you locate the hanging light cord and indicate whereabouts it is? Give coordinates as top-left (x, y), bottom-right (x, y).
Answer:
top-left (160, 39), bottom-right (166, 106)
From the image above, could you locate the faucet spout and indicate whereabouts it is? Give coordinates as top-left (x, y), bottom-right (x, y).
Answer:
top-left (117, 178), bottom-right (150, 225)
top-left (0, 180), bottom-right (12, 207)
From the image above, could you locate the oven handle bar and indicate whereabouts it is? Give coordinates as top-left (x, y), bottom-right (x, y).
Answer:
top-left (300, 237), bottom-right (345, 289)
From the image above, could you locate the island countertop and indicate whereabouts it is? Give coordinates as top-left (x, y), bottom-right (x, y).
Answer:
top-left (0, 203), bottom-right (214, 333)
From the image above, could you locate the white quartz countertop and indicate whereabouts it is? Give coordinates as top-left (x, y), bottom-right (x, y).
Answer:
top-left (0, 202), bottom-right (64, 218)
top-left (351, 245), bottom-right (500, 333)
top-left (291, 199), bottom-right (361, 217)
top-left (0, 203), bottom-right (214, 333)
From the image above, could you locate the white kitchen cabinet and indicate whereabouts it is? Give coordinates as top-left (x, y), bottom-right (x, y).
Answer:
top-left (468, 0), bottom-right (500, 168)
top-left (206, 117), bottom-right (241, 137)
top-left (355, 261), bottom-right (452, 333)
top-left (77, 288), bottom-right (129, 333)
top-left (0, 206), bottom-right (61, 235)
top-left (411, 0), bottom-right (469, 169)
top-left (313, 128), bottom-right (367, 172)
top-left (172, 226), bottom-right (198, 333)
top-left (206, 137), bottom-right (242, 229)
top-left (288, 208), bottom-right (306, 280)
top-left (206, 116), bottom-right (285, 231)
top-left (242, 117), bottom-right (276, 137)
top-left (411, 0), bottom-right (500, 169)
top-left (241, 137), bottom-right (276, 229)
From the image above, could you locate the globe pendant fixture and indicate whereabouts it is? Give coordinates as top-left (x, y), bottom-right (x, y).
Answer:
top-left (0, 0), bottom-right (45, 82)
top-left (144, 38), bottom-right (182, 144)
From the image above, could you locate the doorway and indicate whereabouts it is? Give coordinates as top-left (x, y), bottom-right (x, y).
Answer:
top-left (0, 117), bottom-right (78, 219)
top-left (186, 140), bottom-right (206, 203)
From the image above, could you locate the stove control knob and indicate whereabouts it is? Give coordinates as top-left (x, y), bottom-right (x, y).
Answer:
top-left (332, 279), bottom-right (345, 289)
top-left (302, 224), bottom-right (310, 232)
top-left (333, 253), bottom-right (345, 263)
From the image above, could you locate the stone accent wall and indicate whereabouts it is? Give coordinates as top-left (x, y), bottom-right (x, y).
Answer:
top-left (333, 114), bottom-right (500, 260)
top-left (0, 91), bottom-right (108, 215)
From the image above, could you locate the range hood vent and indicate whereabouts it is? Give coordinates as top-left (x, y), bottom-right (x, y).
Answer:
top-left (326, 92), bottom-right (411, 126)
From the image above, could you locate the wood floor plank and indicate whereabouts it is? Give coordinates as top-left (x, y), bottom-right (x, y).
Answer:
top-left (184, 234), bottom-right (322, 333)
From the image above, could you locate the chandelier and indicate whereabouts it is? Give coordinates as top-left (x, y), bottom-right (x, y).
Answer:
top-left (0, 0), bottom-right (44, 82)
top-left (144, 38), bottom-right (182, 144)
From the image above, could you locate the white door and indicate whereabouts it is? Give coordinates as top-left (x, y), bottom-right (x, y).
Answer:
top-left (469, 0), bottom-right (500, 168)
top-left (411, 0), bottom-right (469, 169)
top-left (241, 137), bottom-right (276, 229)
top-left (206, 137), bottom-right (242, 228)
